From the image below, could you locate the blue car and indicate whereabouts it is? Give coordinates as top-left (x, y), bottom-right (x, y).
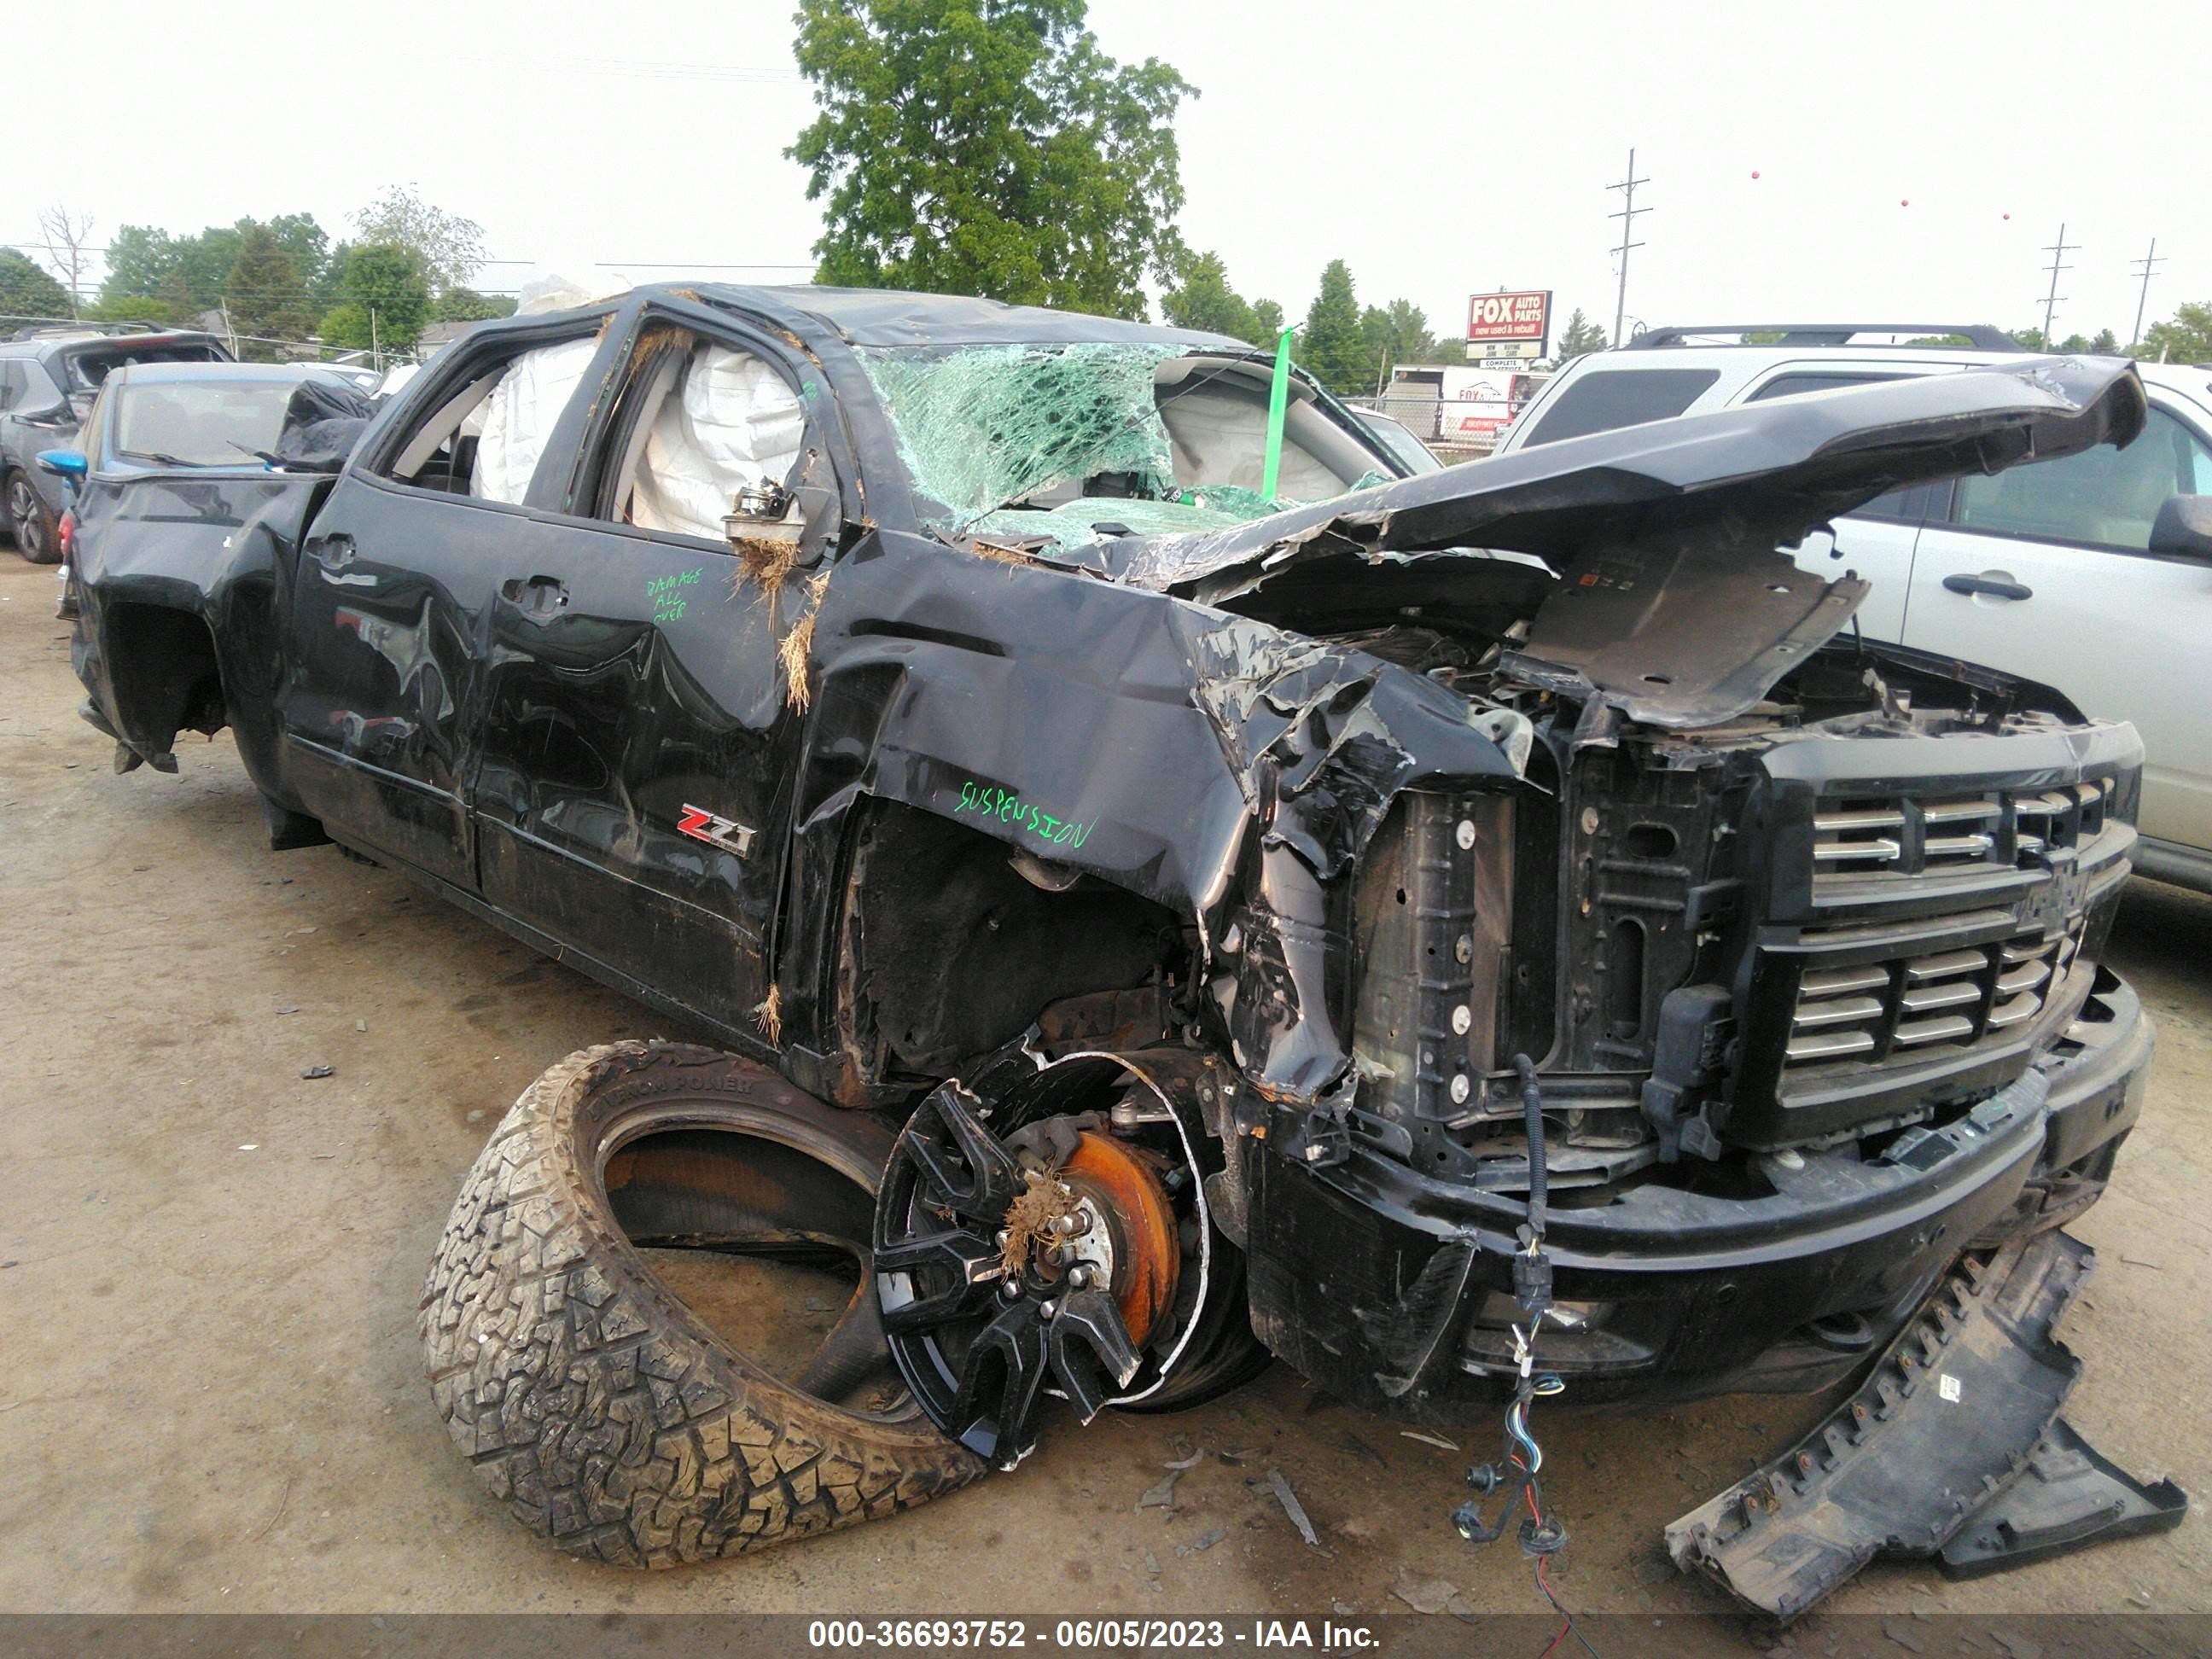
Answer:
top-left (40, 361), bottom-right (375, 618)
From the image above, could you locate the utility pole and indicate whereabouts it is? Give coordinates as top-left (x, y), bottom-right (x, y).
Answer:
top-left (1607, 148), bottom-right (1650, 348)
top-left (2129, 236), bottom-right (2166, 352)
top-left (2039, 223), bottom-right (2076, 346)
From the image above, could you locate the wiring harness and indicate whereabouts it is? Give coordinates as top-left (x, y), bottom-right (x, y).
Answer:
top-left (1449, 1055), bottom-right (1598, 1657)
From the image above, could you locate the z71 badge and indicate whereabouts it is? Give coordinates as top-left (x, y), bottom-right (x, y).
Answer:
top-left (675, 805), bottom-right (754, 857)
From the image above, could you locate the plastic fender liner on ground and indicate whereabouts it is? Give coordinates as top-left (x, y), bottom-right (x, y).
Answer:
top-left (1665, 1229), bottom-right (2187, 1620)
top-left (418, 1041), bottom-right (984, 1568)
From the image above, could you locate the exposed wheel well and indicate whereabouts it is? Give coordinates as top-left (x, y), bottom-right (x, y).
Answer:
top-left (832, 800), bottom-right (1190, 1097)
top-left (104, 602), bottom-right (225, 761)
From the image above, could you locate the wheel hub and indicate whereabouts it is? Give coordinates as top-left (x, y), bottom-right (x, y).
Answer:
top-left (874, 1084), bottom-right (1185, 1469)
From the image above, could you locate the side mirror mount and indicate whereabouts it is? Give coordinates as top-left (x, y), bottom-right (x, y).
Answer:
top-left (37, 448), bottom-right (87, 481)
top-left (2148, 494), bottom-right (2212, 562)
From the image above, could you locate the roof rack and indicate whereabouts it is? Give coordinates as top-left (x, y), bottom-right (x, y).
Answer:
top-left (1622, 323), bottom-right (2024, 353)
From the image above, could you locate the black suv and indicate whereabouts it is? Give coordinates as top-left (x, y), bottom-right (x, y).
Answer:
top-left (0, 325), bottom-right (232, 562)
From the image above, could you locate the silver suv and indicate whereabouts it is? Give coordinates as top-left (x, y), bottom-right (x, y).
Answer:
top-left (1495, 323), bottom-right (2212, 892)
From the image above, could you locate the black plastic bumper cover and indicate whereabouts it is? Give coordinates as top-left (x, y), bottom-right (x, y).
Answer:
top-left (1242, 974), bottom-right (2152, 1418)
top-left (1665, 1228), bottom-right (2186, 1619)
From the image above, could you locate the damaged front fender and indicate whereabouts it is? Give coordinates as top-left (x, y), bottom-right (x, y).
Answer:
top-left (795, 529), bottom-right (1528, 1103)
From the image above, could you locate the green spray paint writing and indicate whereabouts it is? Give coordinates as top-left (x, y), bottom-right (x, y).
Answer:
top-left (648, 565), bottom-right (703, 623)
top-left (954, 781), bottom-right (1092, 849)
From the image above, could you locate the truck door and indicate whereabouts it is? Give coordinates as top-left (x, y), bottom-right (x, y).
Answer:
top-left (466, 303), bottom-right (833, 1027)
top-left (275, 321), bottom-right (611, 888)
top-left (1901, 400), bottom-right (2212, 859)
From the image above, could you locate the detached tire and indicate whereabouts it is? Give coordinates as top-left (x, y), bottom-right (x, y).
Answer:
top-left (420, 1041), bottom-right (985, 1567)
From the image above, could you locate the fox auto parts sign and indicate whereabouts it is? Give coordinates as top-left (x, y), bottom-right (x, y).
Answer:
top-left (1467, 289), bottom-right (1551, 348)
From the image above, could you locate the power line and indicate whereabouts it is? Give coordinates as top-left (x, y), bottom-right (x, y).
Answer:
top-left (590, 261), bottom-right (818, 271)
top-left (550, 56), bottom-right (804, 84)
top-left (1607, 148), bottom-right (1650, 349)
top-left (2129, 236), bottom-right (2166, 353)
top-left (2038, 223), bottom-right (2076, 346)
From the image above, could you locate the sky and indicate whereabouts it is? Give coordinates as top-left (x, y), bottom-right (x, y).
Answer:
top-left (9, 0), bottom-right (2201, 348)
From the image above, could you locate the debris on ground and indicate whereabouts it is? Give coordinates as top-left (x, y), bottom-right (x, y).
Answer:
top-left (275, 1005), bottom-right (300, 1016)
top-left (1390, 1569), bottom-right (1462, 1615)
top-left (300, 1065), bottom-right (335, 1080)
top-left (1267, 1466), bottom-right (1319, 1548)
top-left (1399, 1429), bottom-right (1459, 1452)
top-left (1340, 1431), bottom-right (1386, 1468)
top-left (1175, 1527), bottom-right (1225, 1557)
top-left (1137, 1470), bottom-right (1183, 1511)
top-left (1162, 1448), bottom-right (1205, 1470)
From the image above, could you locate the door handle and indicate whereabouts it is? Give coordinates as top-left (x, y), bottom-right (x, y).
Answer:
top-left (501, 573), bottom-right (570, 616)
top-left (1942, 572), bottom-right (2033, 602)
top-left (306, 532), bottom-right (355, 569)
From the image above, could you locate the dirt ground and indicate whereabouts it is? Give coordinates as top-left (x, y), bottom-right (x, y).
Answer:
top-left (2, 553), bottom-right (2206, 1638)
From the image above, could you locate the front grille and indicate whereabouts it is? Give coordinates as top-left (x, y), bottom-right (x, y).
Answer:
top-left (1813, 779), bottom-right (2111, 883)
top-left (1784, 918), bottom-right (2083, 1068)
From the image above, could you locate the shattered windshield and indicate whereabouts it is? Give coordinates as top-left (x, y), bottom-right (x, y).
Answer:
top-left (859, 341), bottom-right (1390, 550)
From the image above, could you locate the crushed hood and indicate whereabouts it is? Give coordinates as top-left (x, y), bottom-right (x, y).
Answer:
top-left (1030, 357), bottom-right (2147, 727)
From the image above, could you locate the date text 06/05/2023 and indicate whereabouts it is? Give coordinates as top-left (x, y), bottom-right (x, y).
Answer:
top-left (806, 1619), bottom-right (1380, 1650)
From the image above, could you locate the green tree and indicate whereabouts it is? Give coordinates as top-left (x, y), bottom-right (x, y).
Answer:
top-left (1298, 259), bottom-right (1368, 394)
top-left (2136, 303), bottom-right (2212, 362)
top-left (0, 249), bottom-right (73, 323)
top-left (82, 293), bottom-right (184, 326)
top-left (176, 226), bottom-right (243, 311)
top-left (351, 186), bottom-right (486, 294)
top-left (261, 212), bottom-right (330, 291)
top-left (98, 225), bottom-right (180, 306)
top-left (2056, 332), bottom-right (2092, 354)
top-left (1557, 308), bottom-right (1609, 358)
top-left (2090, 328), bottom-right (2117, 355)
top-left (789, 0), bottom-right (1192, 319)
top-left (1358, 298), bottom-right (1435, 382)
top-left (320, 242), bottom-right (431, 352)
top-left (431, 287), bottom-right (517, 323)
top-left (224, 226), bottom-right (310, 358)
top-left (2010, 325), bottom-right (2049, 352)
top-left (1160, 250), bottom-right (1260, 341)
top-left (1251, 297), bottom-right (1284, 342)
top-left (317, 304), bottom-right (374, 352)
top-left (314, 240), bottom-right (352, 314)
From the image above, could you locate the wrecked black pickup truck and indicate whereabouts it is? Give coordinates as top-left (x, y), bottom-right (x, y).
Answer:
top-left (68, 288), bottom-right (2166, 1581)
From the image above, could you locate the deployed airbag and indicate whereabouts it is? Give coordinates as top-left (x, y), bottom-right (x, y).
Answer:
top-left (470, 337), bottom-right (601, 504)
top-left (629, 344), bottom-right (805, 540)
